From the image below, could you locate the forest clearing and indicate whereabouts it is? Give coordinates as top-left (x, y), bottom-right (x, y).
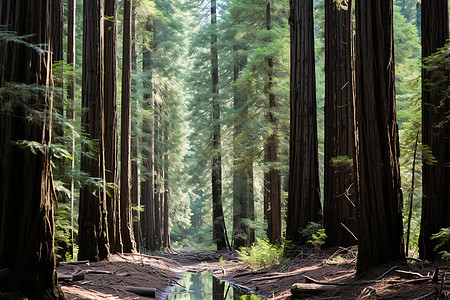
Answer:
top-left (58, 250), bottom-right (449, 299)
top-left (1, 0), bottom-right (450, 299)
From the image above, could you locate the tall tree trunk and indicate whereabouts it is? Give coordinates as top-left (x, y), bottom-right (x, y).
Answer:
top-left (355, 0), bottom-right (405, 273)
top-left (0, 0), bottom-right (64, 297)
top-left (131, 1), bottom-right (141, 251)
top-left (79, 0), bottom-right (110, 262)
top-left (141, 37), bottom-right (156, 251)
top-left (286, 0), bottom-right (322, 247)
top-left (323, 0), bottom-right (357, 247)
top-left (419, 0), bottom-right (450, 260)
top-left (67, 0), bottom-right (77, 258)
top-left (265, 1), bottom-right (282, 245)
top-left (104, 0), bottom-right (122, 254)
top-left (154, 103), bottom-right (162, 249)
top-left (120, 0), bottom-right (136, 253)
top-left (233, 46), bottom-right (249, 249)
top-left (163, 126), bottom-right (170, 248)
top-left (211, 0), bottom-right (229, 250)
top-left (141, 25), bottom-right (156, 251)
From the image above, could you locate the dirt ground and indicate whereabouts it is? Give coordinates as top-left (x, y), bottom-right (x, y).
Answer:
top-left (58, 248), bottom-right (450, 299)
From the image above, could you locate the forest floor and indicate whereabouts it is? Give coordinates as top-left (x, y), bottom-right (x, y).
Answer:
top-left (57, 248), bottom-right (450, 299)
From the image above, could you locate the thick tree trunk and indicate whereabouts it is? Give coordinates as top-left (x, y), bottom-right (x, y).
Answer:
top-left (419, 0), bottom-right (450, 260)
top-left (323, 0), bottom-right (357, 247)
top-left (265, 1), bottom-right (282, 245)
top-left (211, 0), bottom-right (229, 250)
top-left (120, 0), bottom-right (136, 253)
top-left (286, 0), bottom-right (322, 246)
top-left (355, 0), bottom-right (405, 273)
top-left (104, 0), bottom-right (122, 254)
top-left (0, 1), bottom-right (64, 297)
top-left (79, 0), bottom-right (110, 262)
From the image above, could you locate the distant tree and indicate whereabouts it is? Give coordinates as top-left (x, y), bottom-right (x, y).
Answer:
top-left (323, 0), bottom-right (357, 247)
top-left (104, 0), bottom-right (122, 254)
top-left (419, 0), bottom-right (450, 260)
top-left (211, 0), bottom-right (229, 250)
top-left (265, 0), bottom-right (282, 245)
top-left (355, 0), bottom-right (405, 272)
top-left (0, 1), bottom-right (64, 297)
top-left (79, 0), bottom-right (110, 261)
top-left (141, 19), bottom-right (157, 251)
top-left (286, 0), bottom-right (322, 246)
top-left (121, 0), bottom-right (136, 253)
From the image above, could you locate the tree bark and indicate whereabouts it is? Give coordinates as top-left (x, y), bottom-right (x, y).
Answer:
top-left (419, 0), bottom-right (450, 260)
top-left (120, 0), bottom-right (136, 253)
top-left (211, 0), bottom-right (229, 250)
top-left (79, 0), bottom-right (110, 262)
top-left (323, 0), bottom-right (357, 247)
top-left (265, 0), bottom-right (282, 245)
top-left (355, 0), bottom-right (405, 273)
top-left (67, 0), bottom-right (77, 258)
top-left (104, 0), bottom-right (122, 254)
top-left (0, 0), bottom-right (64, 297)
top-left (286, 0), bottom-right (322, 246)
top-left (141, 24), bottom-right (157, 251)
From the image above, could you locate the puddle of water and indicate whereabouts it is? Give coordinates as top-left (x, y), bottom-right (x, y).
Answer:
top-left (165, 272), bottom-right (263, 300)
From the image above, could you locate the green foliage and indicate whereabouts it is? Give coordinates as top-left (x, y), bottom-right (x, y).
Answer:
top-left (237, 238), bottom-right (285, 270)
top-left (301, 222), bottom-right (327, 250)
top-left (431, 227), bottom-right (450, 261)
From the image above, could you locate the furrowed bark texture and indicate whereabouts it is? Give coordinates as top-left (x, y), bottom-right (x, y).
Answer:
top-left (79, 0), bottom-right (110, 262)
top-left (355, 0), bottom-right (405, 272)
top-left (287, 0), bottom-right (322, 246)
top-left (0, 0), bottom-right (64, 297)
top-left (323, 0), bottom-right (357, 247)
top-left (419, 0), bottom-right (450, 260)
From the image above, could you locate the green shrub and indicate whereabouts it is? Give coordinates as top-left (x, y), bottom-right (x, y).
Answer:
top-left (237, 238), bottom-right (284, 270)
top-left (301, 222), bottom-right (327, 250)
top-left (431, 227), bottom-right (450, 261)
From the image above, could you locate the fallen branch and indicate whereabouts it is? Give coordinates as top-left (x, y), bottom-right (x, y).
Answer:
top-left (412, 290), bottom-right (437, 300)
top-left (251, 271), bottom-right (304, 282)
top-left (85, 269), bottom-right (112, 275)
top-left (406, 257), bottom-right (422, 263)
top-left (233, 270), bottom-right (268, 278)
top-left (394, 270), bottom-right (426, 279)
top-left (387, 278), bottom-right (431, 285)
top-left (376, 266), bottom-right (398, 281)
top-left (121, 286), bottom-right (156, 298)
top-left (57, 271), bottom-right (85, 282)
top-left (291, 283), bottom-right (338, 297)
top-left (59, 260), bottom-right (90, 266)
top-left (304, 275), bottom-right (348, 286)
top-left (123, 253), bottom-right (183, 268)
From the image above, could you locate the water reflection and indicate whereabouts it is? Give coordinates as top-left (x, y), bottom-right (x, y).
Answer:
top-left (166, 272), bottom-right (262, 300)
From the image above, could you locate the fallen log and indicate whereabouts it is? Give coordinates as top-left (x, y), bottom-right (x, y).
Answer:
top-left (57, 271), bottom-right (85, 282)
top-left (291, 283), bottom-right (338, 297)
top-left (85, 269), bottom-right (112, 275)
top-left (122, 286), bottom-right (156, 298)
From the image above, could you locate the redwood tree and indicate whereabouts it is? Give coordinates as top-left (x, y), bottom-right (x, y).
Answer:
top-left (211, 0), bottom-right (229, 250)
top-left (323, 0), bottom-right (357, 247)
top-left (79, 0), bottom-right (110, 262)
top-left (0, 0), bottom-right (63, 297)
top-left (419, 0), bottom-right (450, 260)
top-left (104, 0), bottom-right (122, 254)
top-left (286, 0), bottom-right (322, 246)
top-left (120, 0), bottom-right (136, 253)
top-left (265, 0), bottom-right (282, 245)
top-left (355, 0), bottom-right (404, 272)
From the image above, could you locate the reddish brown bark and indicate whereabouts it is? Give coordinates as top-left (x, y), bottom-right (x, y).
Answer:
top-left (419, 0), bottom-right (450, 260)
top-left (286, 0), bottom-right (322, 246)
top-left (323, 0), bottom-right (357, 247)
top-left (355, 0), bottom-right (404, 272)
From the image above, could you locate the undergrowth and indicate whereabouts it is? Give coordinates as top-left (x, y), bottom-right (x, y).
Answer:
top-left (237, 238), bottom-right (285, 270)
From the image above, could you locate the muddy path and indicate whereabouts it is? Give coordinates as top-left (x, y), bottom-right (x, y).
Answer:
top-left (58, 249), bottom-right (449, 299)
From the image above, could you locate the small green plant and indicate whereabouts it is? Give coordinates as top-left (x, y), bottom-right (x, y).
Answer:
top-left (237, 238), bottom-right (284, 270)
top-left (301, 222), bottom-right (327, 250)
top-left (431, 227), bottom-right (450, 261)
